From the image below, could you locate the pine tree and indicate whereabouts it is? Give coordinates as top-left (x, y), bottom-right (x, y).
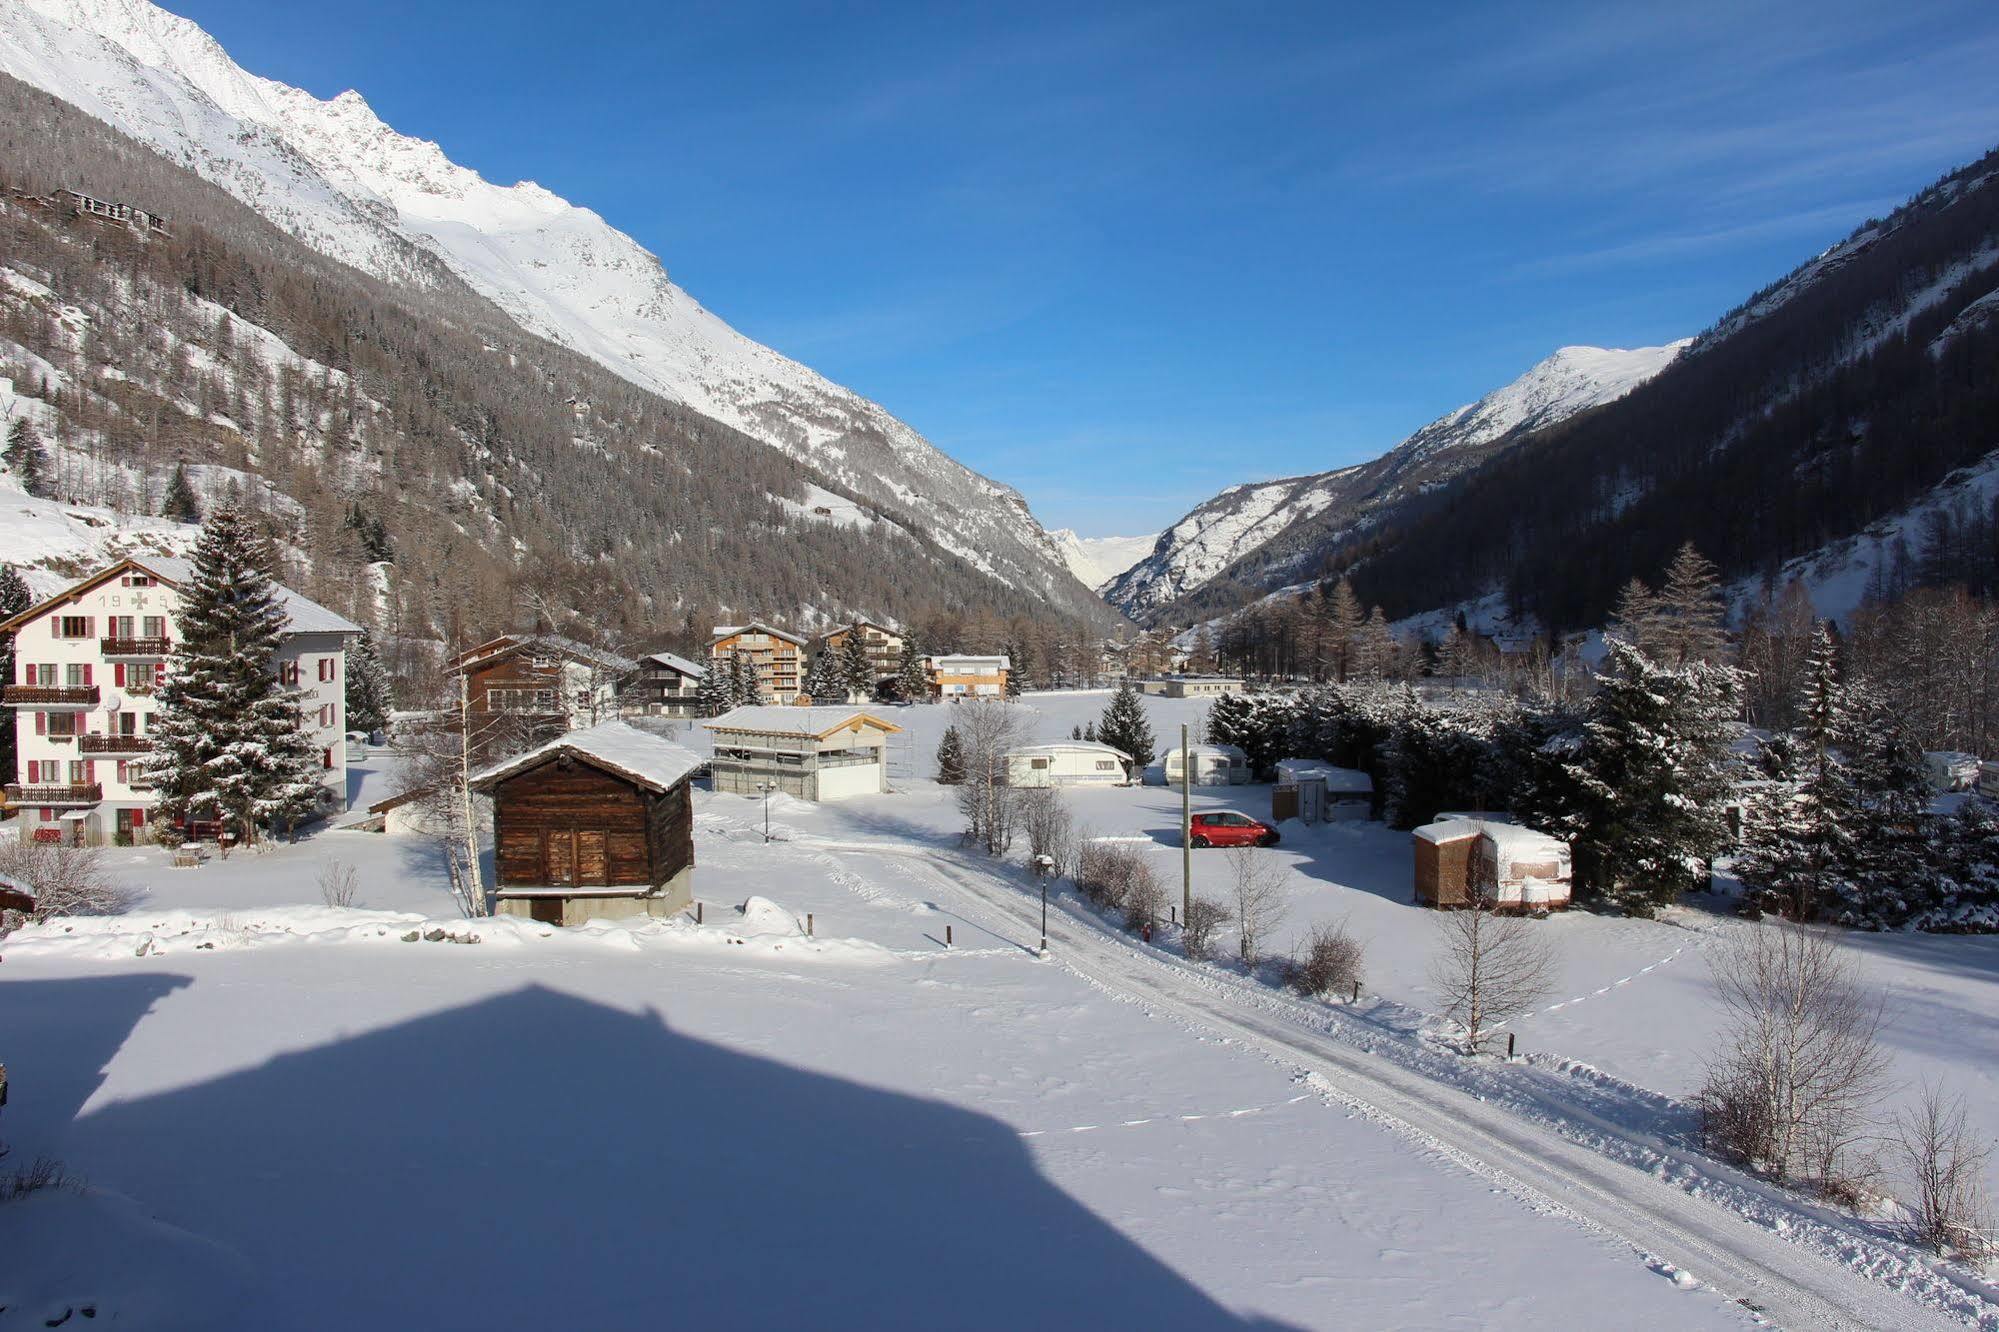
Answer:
top-left (1738, 625), bottom-right (1860, 921)
top-left (1324, 577), bottom-right (1364, 680)
top-left (895, 637), bottom-right (928, 704)
top-left (1843, 683), bottom-right (1940, 924)
top-left (935, 725), bottom-right (966, 785)
top-left (147, 505), bottom-right (326, 844)
top-left (1096, 678), bottom-right (1157, 769)
top-left (694, 657), bottom-right (734, 717)
top-left (1608, 577), bottom-right (1663, 655)
top-left (344, 628), bottom-right (394, 734)
top-left (160, 462), bottom-right (202, 523)
top-left (838, 629), bottom-right (874, 700)
top-left (0, 563), bottom-right (30, 785)
top-left (4, 419), bottom-right (52, 498)
top-left (1002, 641), bottom-right (1024, 699)
top-left (804, 648), bottom-right (840, 703)
top-left (1559, 638), bottom-right (1742, 914)
top-left (1655, 542), bottom-right (1728, 666)
top-left (729, 649), bottom-right (763, 705)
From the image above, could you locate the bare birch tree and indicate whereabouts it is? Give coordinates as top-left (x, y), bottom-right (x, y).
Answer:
top-left (954, 701), bottom-right (1026, 855)
top-left (1894, 1082), bottom-right (1994, 1257)
top-left (1225, 846), bottom-right (1286, 966)
top-left (1696, 925), bottom-right (1890, 1189)
top-left (1428, 884), bottom-right (1555, 1052)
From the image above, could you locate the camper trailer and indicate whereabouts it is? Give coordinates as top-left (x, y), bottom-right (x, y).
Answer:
top-left (1004, 742), bottom-right (1132, 787)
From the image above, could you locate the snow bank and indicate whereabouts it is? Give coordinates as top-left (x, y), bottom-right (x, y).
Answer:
top-left (0, 903), bottom-right (892, 964)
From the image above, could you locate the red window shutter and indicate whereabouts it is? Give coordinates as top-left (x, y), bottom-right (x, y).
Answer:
top-left (86, 616), bottom-right (95, 637)
top-left (322, 746), bottom-right (333, 769)
top-left (82, 664), bottom-right (93, 686)
top-left (35, 712), bottom-right (46, 736)
top-left (132, 808), bottom-right (145, 827)
top-left (25, 761), bottom-right (37, 783)
top-left (84, 760), bottom-right (97, 783)
top-left (116, 761), bottom-right (128, 784)
top-left (115, 663), bottom-right (126, 686)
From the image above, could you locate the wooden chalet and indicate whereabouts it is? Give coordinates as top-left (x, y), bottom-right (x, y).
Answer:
top-left (621, 651), bottom-right (707, 718)
top-left (468, 721), bottom-right (703, 926)
top-left (446, 634), bottom-right (638, 753)
top-left (813, 620), bottom-right (904, 692)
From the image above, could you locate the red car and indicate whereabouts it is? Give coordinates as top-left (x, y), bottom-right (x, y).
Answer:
top-left (1186, 811), bottom-right (1280, 848)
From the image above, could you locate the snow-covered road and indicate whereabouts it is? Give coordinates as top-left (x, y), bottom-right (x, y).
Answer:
top-left (796, 833), bottom-right (1993, 1332)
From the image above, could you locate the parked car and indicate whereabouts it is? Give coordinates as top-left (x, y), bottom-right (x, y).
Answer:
top-left (1186, 811), bottom-right (1280, 848)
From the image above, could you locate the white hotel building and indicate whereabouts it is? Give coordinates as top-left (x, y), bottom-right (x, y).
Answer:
top-left (3, 555), bottom-right (358, 846)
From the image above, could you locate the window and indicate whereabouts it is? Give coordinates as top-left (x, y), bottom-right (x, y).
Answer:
top-left (46, 712), bottom-right (79, 739)
top-left (113, 615), bottom-right (135, 638)
top-left (1096, 760), bottom-right (1118, 771)
top-left (322, 747), bottom-right (334, 770)
top-left (126, 663), bottom-right (158, 692)
top-left (58, 616), bottom-right (91, 638)
top-left (486, 688), bottom-right (557, 713)
top-left (319, 704), bottom-right (333, 728)
top-left (1030, 758), bottom-right (1049, 770)
top-left (143, 615), bottom-right (166, 638)
top-left (277, 661), bottom-right (301, 686)
top-left (64, 664), bottom-right (91, 687)
top-left (318, 657), bottom-right (336, 683)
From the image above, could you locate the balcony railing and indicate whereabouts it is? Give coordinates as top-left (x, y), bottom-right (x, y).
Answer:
top-left (79, 734), bottom-right (151, 755)
top-left (4, 685), bottom-right (101, 707)
top-left (101, 636), bottom-right (171, 658)
top-left (4, 783), bottom-right (102, 806)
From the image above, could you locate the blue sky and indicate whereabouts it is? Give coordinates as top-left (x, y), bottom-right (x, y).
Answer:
top-left (175, 0), bottom-right (1999, 537)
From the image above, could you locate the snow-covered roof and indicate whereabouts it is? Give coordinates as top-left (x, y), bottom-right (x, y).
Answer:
top-left (927, 653), bottom-right (1010, 668)
top-left (644, 651), bottom-right (706, 678)
top-left (1008, 741), bottom-right (1134, 762)
top-left (467, 721), bottom-right (704, 795)
top-left (442, 633), bottom-right (637, 677)
top-left (704, 706), bottom-right (904, 738)
top-left (1165, 744), bottom-right (1247, 761)
top-left (1412, 820), bottom-right (1483, 845)
top-left (0, 554), bottom-right (360, 637)
top-left (713, 622), bottom-right (806, 646)
top-left (1276, 759), bottom-right (1372, 792)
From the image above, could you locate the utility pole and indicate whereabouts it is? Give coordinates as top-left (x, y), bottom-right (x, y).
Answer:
top-left (459, 672), bottom-right (484, 915)
top-left (1180, 721), bottom-right (1192, 926)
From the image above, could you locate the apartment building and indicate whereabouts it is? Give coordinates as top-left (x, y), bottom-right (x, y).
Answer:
top-left (813, 620), bottom-right (904, 689)
top-left (924, 653), bottom-right (1010, 701)
top-left (710, 622), bottom-right (807, 702)
top-left (3, 555), bottom-right (357, 846)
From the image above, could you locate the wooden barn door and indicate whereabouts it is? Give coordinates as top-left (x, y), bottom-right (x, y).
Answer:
top-left (576, 830), bottom-right (609, 886)
top-left (543, 829), bottom-right (576, 885)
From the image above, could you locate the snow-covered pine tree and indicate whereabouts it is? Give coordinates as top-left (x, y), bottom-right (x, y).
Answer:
top-left (895, 637), bottom-right (928, 704)
top-left (160, 462), bottom-right (202, 523)
top-left (729, 649), bottom-right (763, 705)
top-left (147, 504), bottom-right (325, 845)
top-left (1096, 678), bottom-right (1156, 770)
top-left (1842, 682), bottom-right (1940, 925)
top-left (804, 648), bottom-right (840, 703)
top-left (344, 628), bottom-right (394, 734)
top-left (1736, 624), bottom-right (1861, 921)
top-left (838, 629), bottom-right (874, 700)
top-left (1002, 642), bottom-right (1024, 699)
top-left (935, 725), bottom-right (966, 785)
top-left (4, 420), bottom-right (52, 498)
top-left (1654, 542), bottom-right (1728, 666)
top-left (1559, 637), bottom-right (1742, 915)
top-left (693, 656), bottom-right (734, 717)
top-left (0, 563), bottom-right (29, 784)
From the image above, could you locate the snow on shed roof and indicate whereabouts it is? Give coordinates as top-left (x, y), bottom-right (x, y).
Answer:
top-left (1007, 741), bottom-right (1133, 762)
top-left (1164, 743), bottom-right (1247, 760)
top-left (704, 706), bottom-right (904, 738)
top-left (1412, 820), bottom-right (1483, 845)
top-left (467, 721), bottom-right (704, 795)
top-left (1276, 759), bottom-right (1372, 792)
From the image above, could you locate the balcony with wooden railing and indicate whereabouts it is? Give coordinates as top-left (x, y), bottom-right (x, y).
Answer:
top-left (101, 636), bottom-right (171, 658)
top-left (4, 783), bottom-right (102, 806)
top-left (3, 685), bottom-right (101, 708)
top-left (79, 734), bottom-right (151, 755)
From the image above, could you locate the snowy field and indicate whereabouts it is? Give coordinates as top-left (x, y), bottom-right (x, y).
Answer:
top-left (3, 694), bottom-right (1997, 1329)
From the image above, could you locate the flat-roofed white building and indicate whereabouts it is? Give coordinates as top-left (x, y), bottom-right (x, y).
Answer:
top-left (703, 706), bottom-right (903, 801)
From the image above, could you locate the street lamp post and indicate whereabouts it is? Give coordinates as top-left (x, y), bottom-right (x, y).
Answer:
top-left (758, 779), bottom-right (777, 842)
top-left (1031, 853), bottom-right (1055, 956)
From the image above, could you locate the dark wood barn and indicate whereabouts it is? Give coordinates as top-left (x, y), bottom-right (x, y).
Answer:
top-left (469, 721), bottom-right (702, 926)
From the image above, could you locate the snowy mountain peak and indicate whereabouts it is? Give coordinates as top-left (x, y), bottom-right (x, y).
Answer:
top-left (0, 0), bottom-right (1104, 613)
top-left (1103, 340), bottom-right (1689, 619)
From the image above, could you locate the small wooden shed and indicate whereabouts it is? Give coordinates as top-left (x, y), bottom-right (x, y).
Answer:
top-left (469, 721), bottom-right (702, 926)
top-left (1412, 817), bottom-right (1571, 911)
top-left (1273, 759), bottom-right (1374, 823)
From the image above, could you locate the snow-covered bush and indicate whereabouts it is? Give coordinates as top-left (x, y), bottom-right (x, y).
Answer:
top-left (1181, 897), bottom-right (1229, 962)
top-left (0, 842), bottom-right (134, 930)
top-left (1287, 918), bottom-right (1365, 1000)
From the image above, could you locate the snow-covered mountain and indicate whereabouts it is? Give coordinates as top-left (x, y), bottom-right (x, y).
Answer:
top-left (1049, 529), bottom-right (1158, 592)
top-left (1104, 341), bottom-right (1688, 619)
top-left (0, 0), bottom-right (1100, 610)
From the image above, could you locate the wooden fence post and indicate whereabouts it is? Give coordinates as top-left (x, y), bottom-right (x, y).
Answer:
top-left (946, 924), bottom-right (953, 948)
